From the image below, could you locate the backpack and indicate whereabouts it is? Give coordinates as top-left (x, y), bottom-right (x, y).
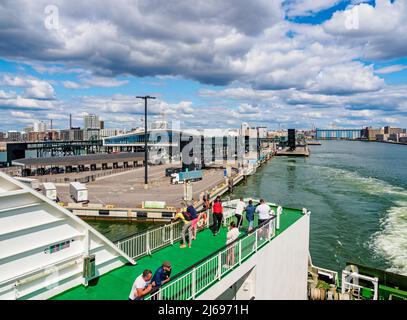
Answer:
top-left (187, 205), bottom-right (197, 219)
top-left (182, 211), bottom-right (192, 221)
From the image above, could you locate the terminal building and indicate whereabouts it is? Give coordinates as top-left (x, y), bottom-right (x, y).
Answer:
top-left (102, 123), bottom-right (267, 168)
top-left (316, 129), bottom-right (362, 140)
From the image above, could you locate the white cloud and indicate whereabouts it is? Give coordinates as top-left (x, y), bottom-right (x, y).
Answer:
top-left (2, 75), bottom-right (55, 99)
top-left (62, 81), bottom-right (82, 89)
top-left (198, 84), bottom-right (407, 128)
top-left (284, 0), bottom-right (341, 17)
top-left (82, 77), bottom-right (129, 88)
top-left (238, 103), bottom-right (261, 114)
top-left (0, 95), bottom-right (56, 110)
top-left (375, 65), bottom-right (407, 75)
top-left (0, 90), bottom-right (16, 99)
top-left (323, 0), bottom-right (407, 60)
top-left (62, 77), bottom-right (129, 89)
top-left (312, 63), bottom-right (384, 94)
top-left (28, 62), bottom-right (85, 75)
top-left (10, 111), bottom-right (33, 119)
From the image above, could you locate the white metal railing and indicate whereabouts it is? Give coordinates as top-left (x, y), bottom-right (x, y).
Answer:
top-left (115, 221), bottom-right (184, 259)
top-left (146, 217), bottom-right (276, 300)
top-left (341, 270), bottom-right (379, 300)
top-left (116, 200), bottom-right (278, 262)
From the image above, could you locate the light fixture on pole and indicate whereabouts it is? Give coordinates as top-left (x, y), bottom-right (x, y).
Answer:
top-left (136, 95), bottom-right (156, 188)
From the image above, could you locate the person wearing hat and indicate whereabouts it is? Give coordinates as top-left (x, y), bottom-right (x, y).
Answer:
top-left (150, 261), bottom-right (172, 298)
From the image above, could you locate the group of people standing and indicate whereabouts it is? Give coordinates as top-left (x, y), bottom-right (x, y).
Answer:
top-left (174, 196), bottom-right (274, 247)
top-left (129, 197), bottom-right (275, 300)
top-left (235, 197), bottom-right (274, 231)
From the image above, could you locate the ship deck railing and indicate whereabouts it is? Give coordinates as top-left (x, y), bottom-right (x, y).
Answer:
top-left (115, 206), bottom-right (238, 260)
top-left (146, 217), bottom-right (276, 300)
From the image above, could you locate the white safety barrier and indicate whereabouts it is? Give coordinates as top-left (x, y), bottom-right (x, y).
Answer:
top-left (341, 269), bottom-right (379, 300)
top-left (146, 217), bottom-right (276, 300)
top-left (116, 221), bottom-right (183, 259)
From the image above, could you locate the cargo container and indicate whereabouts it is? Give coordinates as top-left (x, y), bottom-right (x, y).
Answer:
top-left (179, 170), bottom-right (203, 181)
top-left (171, 170), bottom-right (203, 184)
top-left (42, 182), bottom-right (57, 201)
top-left (69, 182), bottom-right (88, 203)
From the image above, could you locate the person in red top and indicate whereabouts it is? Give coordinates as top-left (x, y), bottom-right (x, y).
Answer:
top-left (211, 196), bottom-right (223, 236)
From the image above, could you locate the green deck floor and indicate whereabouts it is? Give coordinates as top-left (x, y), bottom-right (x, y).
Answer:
top-left (52, 207), bottom-right (304, 300)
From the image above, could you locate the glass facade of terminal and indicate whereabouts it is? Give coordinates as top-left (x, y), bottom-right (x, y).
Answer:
top-left (103, 130), bottom-right (173, 145)
top-left (103, 130), bottom-right (254, 164)
top-left (316, 129), bottom-right (362, 140)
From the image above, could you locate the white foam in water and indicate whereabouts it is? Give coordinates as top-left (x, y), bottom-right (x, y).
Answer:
top-left (314, 165), bottom-right (407, 197)
top-left (281, 161), bottom-right (407, 274)
top-left (370, 201), bottom-right (407, 276)
top-left (312, 165), bottom-right (407, 275)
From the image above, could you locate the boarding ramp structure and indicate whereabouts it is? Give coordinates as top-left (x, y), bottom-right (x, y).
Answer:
top-left (0, 172), bottom-right (134, 300)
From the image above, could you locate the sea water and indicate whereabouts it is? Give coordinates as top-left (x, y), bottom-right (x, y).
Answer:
top-left (231, 140), bottom-right (407, 275)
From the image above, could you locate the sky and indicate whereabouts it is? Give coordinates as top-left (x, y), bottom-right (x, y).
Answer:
top-left (0, 0), bottom-right (406, 131)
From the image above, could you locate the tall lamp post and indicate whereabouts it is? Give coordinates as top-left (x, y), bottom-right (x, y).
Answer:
top-left (137, 95), bottom-right (156, 187)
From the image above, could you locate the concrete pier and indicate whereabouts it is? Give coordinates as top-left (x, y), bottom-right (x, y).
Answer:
top-left (276, 146), bottom-right (310, 157)
top-left (59, 150), bottom-right (276, 221)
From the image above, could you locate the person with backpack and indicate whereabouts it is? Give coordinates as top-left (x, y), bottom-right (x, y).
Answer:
top-left (245, 199), bottom-right (256, 232)
top-left (211, 196), bottom-right (223, 236)
top-left (187, 203), bottom-right (199, 240)
top-left (201, 196), bottom-right (211, 228)
top-left (173, 208), bottom-right (193, 248)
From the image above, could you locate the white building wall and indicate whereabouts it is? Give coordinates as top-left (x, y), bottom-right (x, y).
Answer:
top-left (100, 129), bottom-right (118, 138)
top-left (33, 121), bottom-right (47, 133)
top-left (257, 127), bottom-right (267, 139)
top-left (197, 214), bottom-right (310, 300)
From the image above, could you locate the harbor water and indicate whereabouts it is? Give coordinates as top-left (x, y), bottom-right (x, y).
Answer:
top-left (86, 220), bottom-right (162, 243)
top-left (231, 140), bottom-right (407, 275)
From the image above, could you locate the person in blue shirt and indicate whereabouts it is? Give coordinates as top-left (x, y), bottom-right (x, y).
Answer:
top-left (150, 261), bottom-right (172, 299)
top-left (245, 200), bottom-right (256, 232)
top-left (187, 203), bottom-right (199, 240)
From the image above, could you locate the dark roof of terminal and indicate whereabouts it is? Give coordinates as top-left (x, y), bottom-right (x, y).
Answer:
top-left (12, 152), bottom-right (144, 167)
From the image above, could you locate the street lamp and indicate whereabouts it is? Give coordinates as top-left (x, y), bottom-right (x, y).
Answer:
top-left (137, 95), bottom-right (156, 187)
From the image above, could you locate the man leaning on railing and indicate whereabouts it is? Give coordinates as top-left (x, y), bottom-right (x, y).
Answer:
top-left (128, 269), bottom-right (152, 301)
top-left (150, 261), bottom-right (172, 300)
top-left (173, 208), bottom-right (193, 248)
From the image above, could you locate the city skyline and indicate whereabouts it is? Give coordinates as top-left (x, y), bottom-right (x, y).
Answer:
top-left (1, 0), bottom-right (407, 131)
